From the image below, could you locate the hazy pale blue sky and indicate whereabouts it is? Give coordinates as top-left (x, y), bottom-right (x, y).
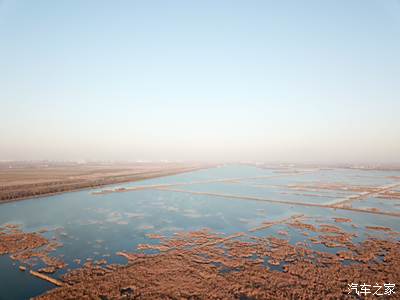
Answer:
top-left (1, 0), bottom-right (399, 163)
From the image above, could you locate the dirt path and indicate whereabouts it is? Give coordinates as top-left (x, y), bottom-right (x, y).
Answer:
top-left (156, 187), bottom-right (400, 218)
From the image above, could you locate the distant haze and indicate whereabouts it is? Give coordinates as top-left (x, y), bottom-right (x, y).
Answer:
top-left (1, 1), bottom-right (399, 163)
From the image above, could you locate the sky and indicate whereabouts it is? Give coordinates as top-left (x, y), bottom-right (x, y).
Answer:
top-left (0, 0), bottom-right (399, 163)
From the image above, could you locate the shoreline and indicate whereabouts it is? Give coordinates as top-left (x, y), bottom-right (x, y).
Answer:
top-left (0, 166), bottom-right (210, 205)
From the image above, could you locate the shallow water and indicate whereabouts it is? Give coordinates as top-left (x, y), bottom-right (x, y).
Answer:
top-left (0, 165), bottom-right (399, 299)
top-left (351, 196), bottom-right (400, 213)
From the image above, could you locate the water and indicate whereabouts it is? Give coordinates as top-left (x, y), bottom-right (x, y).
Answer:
top-left (0, 165), bottom-right (399, 299)
top-left (351, 196), bottom-right (400, 213)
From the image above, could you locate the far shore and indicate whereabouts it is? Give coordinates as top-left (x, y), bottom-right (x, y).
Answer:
top-left (0, 162), bottom-right (212, 204)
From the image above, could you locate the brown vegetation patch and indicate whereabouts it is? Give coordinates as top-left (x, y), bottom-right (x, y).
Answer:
top-left (34, 227), bottom-right (400, 300)
top-left (0, 224), bottom-right (48, 255)
top-left (0, 225), bottom-right (65, 273)
top-left (333, 217), bottom-right (352, 223)
top-left (365, 226), bottom-right (392, 232)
